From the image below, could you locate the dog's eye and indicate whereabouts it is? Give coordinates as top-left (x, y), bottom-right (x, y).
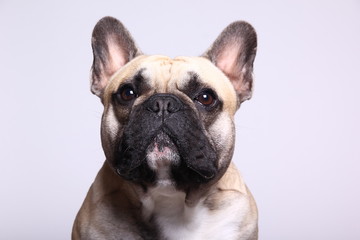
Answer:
top-left (195, 90), bottom-right (217, 107)
top-left (116, 85), bottom-right (137, 102)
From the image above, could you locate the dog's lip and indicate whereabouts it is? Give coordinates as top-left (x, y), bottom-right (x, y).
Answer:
top-left (148, 131), bottom-right (176, 150)
top-left (146, 131), bottom-right (179, 156)
top-left (186, 164), bottom-right (215, 179)
top-left (146, 131), bottom-right (180, 172)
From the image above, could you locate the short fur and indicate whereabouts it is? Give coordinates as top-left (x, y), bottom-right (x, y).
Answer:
top-left (72, 16), bottom-right (258, 240)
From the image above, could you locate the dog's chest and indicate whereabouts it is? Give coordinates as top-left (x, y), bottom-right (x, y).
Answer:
top-left (140, 187), bottom-right (241, 240)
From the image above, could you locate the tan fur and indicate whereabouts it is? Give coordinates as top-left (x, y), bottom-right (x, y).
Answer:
top-left (73, 55), bottom-right (258, 239)
top-left (103, 55), bottom-right (238, 115)
top-left (73, 162), bottom-right (258, 239)
top-left (74, 14), bottom-right (260, 237)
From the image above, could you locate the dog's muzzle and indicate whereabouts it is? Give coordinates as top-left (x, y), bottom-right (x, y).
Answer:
top-left (114, 93), bottom-right (218, 186)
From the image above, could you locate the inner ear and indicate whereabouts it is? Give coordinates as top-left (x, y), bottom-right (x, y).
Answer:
top-left (90, 17), bottom-right (142, 98)
top-left (107, 35), bottom-right (129, 73)
top-left (203, 21), bottom-right (257, 105)
top-left (216, 42), bottom-right (242, 79)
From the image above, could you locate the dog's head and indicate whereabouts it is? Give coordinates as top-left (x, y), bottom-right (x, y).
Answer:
top-left (90, 17), bottom-right (257, 191)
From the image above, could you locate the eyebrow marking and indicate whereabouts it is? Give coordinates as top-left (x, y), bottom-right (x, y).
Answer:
top-left (181, 71), bottom-right (204, 98)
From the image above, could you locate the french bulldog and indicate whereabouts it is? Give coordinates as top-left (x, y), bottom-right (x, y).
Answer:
top-left (72, 16), bottom-right (258, 240)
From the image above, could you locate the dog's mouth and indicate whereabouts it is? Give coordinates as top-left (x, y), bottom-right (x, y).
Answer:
top-left (145, 131), bottom-right (180, 185)
top-left (146, 131), bottom-right (180, 166)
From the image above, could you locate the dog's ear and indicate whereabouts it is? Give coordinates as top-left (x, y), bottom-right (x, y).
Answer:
top-left (91, 16), bottom-right (142, 97)
top-left (203, 21), bottom-right (257, 104)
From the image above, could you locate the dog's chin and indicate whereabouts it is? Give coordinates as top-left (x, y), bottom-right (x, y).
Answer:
top-left (146, 132), bottom-right (180, 186)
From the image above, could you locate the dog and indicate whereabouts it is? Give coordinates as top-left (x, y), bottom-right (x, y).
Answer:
top-left (72, 16), bottom-right (258, 240)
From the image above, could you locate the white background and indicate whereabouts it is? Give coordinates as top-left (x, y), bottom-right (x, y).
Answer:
top-left (1, 0), bottom-right (359, 239)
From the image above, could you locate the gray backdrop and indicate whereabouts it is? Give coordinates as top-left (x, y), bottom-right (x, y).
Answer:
top-left (1, 0), bottom-right (359, 239)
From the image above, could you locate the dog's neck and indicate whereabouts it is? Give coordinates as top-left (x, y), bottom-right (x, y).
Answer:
top-left (139, 181), bottom-right (216, 239)
top-left (141, 184), bottom-right (187, 221)
top-left (94, 161), bottom-right (251, 239)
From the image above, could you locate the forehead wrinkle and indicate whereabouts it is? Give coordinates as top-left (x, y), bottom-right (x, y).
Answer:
top-left (142, 57), bottom-right (173, 93)
top-left (161, 58), bottom-right (173, 93)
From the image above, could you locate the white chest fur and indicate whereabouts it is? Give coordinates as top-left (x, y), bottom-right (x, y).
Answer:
top-left (141, 185), bottom-right (250, 240)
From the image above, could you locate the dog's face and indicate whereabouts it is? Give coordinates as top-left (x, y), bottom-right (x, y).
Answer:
top-left (90, 17), bottom-right (257, 191)
top-left (101, 56), bottom-right (238, 189)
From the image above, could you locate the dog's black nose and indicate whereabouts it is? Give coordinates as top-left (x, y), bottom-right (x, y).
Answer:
top-left (146, 94), bottom-right (182, 115)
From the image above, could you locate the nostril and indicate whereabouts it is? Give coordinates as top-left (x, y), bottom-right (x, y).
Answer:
top-left (166, 100), bottom-right (179, 113)
top-left (164, 100), bottom-right (171, 112)
top-left (154, 101), bottom-right (161, 113)
top-left (147, 100), bottom-right (161, 113)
